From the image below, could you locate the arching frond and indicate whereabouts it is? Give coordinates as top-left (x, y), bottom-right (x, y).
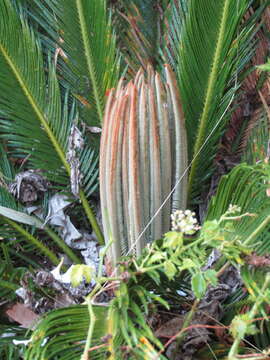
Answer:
top-left (0, 0), bottom-right (103, 243)
top-left (115, 0), bottom-right (168, 74)
top-left (80, 144), bottom-right (99, 198)
top-left (177, 0), bottom-right (265, 203)
top-left (0, 325), bottom-right (28, 360)
top-left (0, 0), bottom-right (71, 182)
top-left (206, 163), bottom-right (270, 254)
top-left (43, 0), bottom-right (121, 125)
top-left (25, 305), bottom-right (108, 360)
top-left (241, 104), bottom-right (270, 164)
top-left (161, 0), bottom-right (188, 69)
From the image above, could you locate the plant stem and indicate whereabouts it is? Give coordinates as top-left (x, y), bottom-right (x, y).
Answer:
top-left (216, 215), bottom-right (270, 278)
top-left (244, 215), bottom-right (270, 246)
top-left (6, 218), bottom-right (59, 266)
top-left (228, 274), bottom-right (270, 359)
top-left (98, 239), bottom-right (112, 277)
top-left (172, 299), bottom-right (200, 359)
top-left (44, 226), bottom-right (81, 264)
top-left (79, 190), bottom-right (104, 245)
top-left (81, 298), bottom-right (96, 360)
top-left (216, 261), bottom-right (230, 278)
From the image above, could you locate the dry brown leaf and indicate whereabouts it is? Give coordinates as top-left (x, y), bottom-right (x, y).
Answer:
top-left (6, 302), bottom-right (39, 329)
top-left (155, 316), bottom-right (184, 338)
top-left (245, 253), bottom-right (270, 267)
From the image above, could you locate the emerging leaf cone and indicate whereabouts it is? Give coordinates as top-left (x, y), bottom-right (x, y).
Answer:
top-left (100, 65), bottom-right (188, 264)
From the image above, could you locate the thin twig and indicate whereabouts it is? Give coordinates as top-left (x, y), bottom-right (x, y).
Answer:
top-left (172, 299), bottom-right (200, 359)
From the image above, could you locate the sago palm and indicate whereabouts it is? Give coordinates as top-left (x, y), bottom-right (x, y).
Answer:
top-left (0, 0), bottom-right (270, 359)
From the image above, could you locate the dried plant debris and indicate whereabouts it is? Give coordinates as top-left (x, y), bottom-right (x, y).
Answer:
top-left (66, 124), bottom-right (84, 197)
top-left (155, 316), bottom-right (184, 338)
top-left (79, 233), bottom-right (102, 268)
top-left (85, 125), bottom-right (102, 134)
top-left (202, 249), bottom-right (221, 270)
top-left (5, 303), bottom-right (39, 329)
top-left (245, 252), bottom-right (270, 267)
top-left (44, 193), bottom-right (102, 266)
top-left (44, 193), bottom-right (82, 246)
top-left (15, 270), bottom-right (87, 314)
top-left (165, 267), bottom-right (242, 360)
top-left (9, 170), bottom-right (49, 204)
top-left (14, 260), bottom-right (108, 315)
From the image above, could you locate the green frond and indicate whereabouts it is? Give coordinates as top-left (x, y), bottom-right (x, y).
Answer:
top-left (79, 144), bottom-right (99, 198)
top-left (0, 325), bottom-right (28, 360)
top-left (0, 223), bottom-right (48, 268)
top-left (254, 315), bottom-right (270, 350)
top-left (0, 144), bottom-right (14, 183)
top-left (0, 214), bottom-right (60, 266)
top-left (46, 0), bottom-right (121, 125)
top-left (241, 107), bottom-right (270, 164)
top-left (0, 0), bottom-right (103, 243)
top-left (0, 179), bottom-right (81, 264)
top-left (161, 0), bottom-right (188, 69)
top-left (116, 0), bottom-right (167, 74)
top-left (0, 0), bottom-right (70, 181)
top-left (177, 0), bottom-right (263, 203)
top-left (25, 305), bottom-right (108, 360)
top-left (0, 188), bottom-right (18, 212)
top-left (206, 163), bottom-right (270, 253)
top-left (0, 205), bottom-right (82, 264)
top-left (107, 281), bottom-right (165, 359)
top-left (0, 261), bottom-right (25, 302)
top-left (24, 0), bottom-right (59, 40)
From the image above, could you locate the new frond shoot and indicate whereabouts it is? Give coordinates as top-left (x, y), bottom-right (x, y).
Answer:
top-left (100, 64), bottom-right (188, 265)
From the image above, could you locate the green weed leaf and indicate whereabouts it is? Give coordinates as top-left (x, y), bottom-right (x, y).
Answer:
top-left (70, 265), bottom-right (94, 287)
top-left (191, 272), bottom-right (207, 299)
top-left (230, 314), bottom-right (258, 339)
top-left (164, 260), bottom-right (177, 280)
top-left (204, 269), bottom-right (218, 287)
top-left (163, 231), bottom-right (183, 248)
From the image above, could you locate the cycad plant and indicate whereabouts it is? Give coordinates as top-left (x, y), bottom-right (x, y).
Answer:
top-left (0, 0), bottom-right (270, 359)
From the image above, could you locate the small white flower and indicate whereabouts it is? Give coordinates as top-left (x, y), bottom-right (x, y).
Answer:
top-left (228, 204), bottom-right (241, 213)
top-left (171, 209), bottom-right (200, 235)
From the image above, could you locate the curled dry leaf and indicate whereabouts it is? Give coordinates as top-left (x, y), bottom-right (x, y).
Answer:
top-left (155, 316), bottom-right (184, 338)
top-left (245, 253), bottom-right (270, 267)
top-left (6, 302), bottom-right (39, 329)
top-left (44, 193), bottom-right (82, 247)
top-left (9, 170), bottom-right (49, 204)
